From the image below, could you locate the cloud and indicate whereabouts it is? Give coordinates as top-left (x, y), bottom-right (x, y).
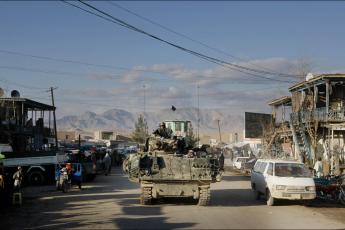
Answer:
top-left (54, 57), bottom-right (304, 117)
top-left (88, 73), bottom-right (122, 81)
top-left (114, 57), bottom-right (296, 87)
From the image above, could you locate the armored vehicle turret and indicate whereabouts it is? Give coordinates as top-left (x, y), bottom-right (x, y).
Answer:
top-left (123, 120), bottom-right (222, 205)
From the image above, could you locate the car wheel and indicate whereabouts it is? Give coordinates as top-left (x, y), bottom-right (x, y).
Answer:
top-left (266, 189), bottom-right (275, 206)
top-left (254, 190), bottom-right (261, 200)
top-left (251, 183), bottom-right (260, 200)
top-left (302, 200), bottom-right (312, 206)
top-left (28, 170), bottom-right (45, 186)
top-left (339, 191), bottom-right (345, 205)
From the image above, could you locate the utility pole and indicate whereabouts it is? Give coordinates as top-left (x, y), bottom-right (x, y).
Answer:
top-left (78, 134), bottom-right (81, 149)
top-left (50, 87), bottom-right (58, 149)
top-left (197, 84), bottom-right (200, 146)
top-left (217, 119), bottom-right (222, 143)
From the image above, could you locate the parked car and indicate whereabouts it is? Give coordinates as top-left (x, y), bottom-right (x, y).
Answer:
top-left (233, 157), bottom-right (250, 170)
top-left (251, 159), bottom-right (316, 206)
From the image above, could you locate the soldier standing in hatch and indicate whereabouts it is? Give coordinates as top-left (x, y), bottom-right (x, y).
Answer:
top-left (153, 122), bottom-right (172, 139)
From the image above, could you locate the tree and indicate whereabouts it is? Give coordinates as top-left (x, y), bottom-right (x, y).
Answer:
top-left (185, 124), bottom-right (199, 148)
top-left (131, 114), bottom-right (148, 144)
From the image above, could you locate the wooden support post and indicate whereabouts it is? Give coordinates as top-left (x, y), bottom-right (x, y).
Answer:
top-left (21, 102), bottom-right (24, 127)
top-left (314, 85), bottom-right (318, 110)
top-left (282, 105), bottom-right (285, 122)
top-left (331, 127), bottom-right (334, 175)
top-left (326, 80), bottom-right (330, 116)
top-left (48, 111), bottom-right (51, 130)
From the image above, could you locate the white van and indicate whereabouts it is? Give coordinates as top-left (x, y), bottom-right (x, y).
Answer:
top-left (251, 159), bottom-right (316, 206)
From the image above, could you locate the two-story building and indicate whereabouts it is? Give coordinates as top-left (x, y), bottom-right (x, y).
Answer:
top-left (267, 73), bottom-right (345, 174)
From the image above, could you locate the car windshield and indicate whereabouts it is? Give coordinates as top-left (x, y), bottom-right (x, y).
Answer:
top-left (275, 163), bottom-right (312, 177)
top-left (237, 158), bottom-right (248, 162)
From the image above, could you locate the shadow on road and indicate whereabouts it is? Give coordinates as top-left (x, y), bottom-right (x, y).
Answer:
top-left (221, 175), bottom-right (250, 182)
top-left (211, 188), bottom-right (263, 206)
top-left (115, 198), bottom-right (196, 229)
top-left (114, 216), bottom-right (195, 229)
top-left (1, 166), bottom-right (197, 229)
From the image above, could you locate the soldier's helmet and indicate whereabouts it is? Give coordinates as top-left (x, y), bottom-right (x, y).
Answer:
top-left (160, 122), bottom-right (166, 128)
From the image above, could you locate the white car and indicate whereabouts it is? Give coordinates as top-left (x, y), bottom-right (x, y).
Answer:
top-left (233, 157), bottom-right (250, 170)
top-left (251, 159), bottom-right (316, 206)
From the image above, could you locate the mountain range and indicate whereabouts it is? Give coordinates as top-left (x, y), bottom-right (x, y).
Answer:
top-left (56, 108), bottom-right (244, 135)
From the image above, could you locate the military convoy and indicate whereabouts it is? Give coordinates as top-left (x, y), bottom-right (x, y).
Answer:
top-left (123, 120), bottom-right (222, 206)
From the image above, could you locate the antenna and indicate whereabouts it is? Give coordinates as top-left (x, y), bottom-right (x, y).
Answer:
top-left (197, 84), bottom-right (200, 146)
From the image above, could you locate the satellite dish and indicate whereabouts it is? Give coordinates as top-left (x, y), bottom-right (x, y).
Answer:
top-left (11, 90), bottom-right (20, 98)
top-left (0, 88), bottom-right (4, 97)
top-left (306, 73), bottom-right (314, 81)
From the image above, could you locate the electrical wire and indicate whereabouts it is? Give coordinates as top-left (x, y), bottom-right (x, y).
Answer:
top-left (61, 1), bottom-right (296, 83)
top-left (107, 1), bottom-right (300, 78)
top-left (0, 64), bottom-right (288, 85)
top-left (1, 50), bottom-right (258, 84)
top-left (76, 0), bottom-right (294, 80)
top-left (0, 49), bottom-right (168, 75)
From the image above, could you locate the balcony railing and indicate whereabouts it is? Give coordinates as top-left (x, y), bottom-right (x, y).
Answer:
top-left (291, 107), bottom-right (345, 123)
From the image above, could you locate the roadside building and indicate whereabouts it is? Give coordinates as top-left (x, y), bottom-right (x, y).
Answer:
top-left (57, 131), bottom-right (77, 143)
top-left (266, 73), bottom-right (345, 174)
top-left (266, 96), bottom-right (294, 159)
top-left (94, 130), bottom-right (117, 141)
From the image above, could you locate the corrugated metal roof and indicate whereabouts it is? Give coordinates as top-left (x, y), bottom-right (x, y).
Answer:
top-left (289, 73), bottom-right (345, 92)
top-left (268, 96), bottom-right (292, 106)
top-left (0, 97), bottom-right (55, 110)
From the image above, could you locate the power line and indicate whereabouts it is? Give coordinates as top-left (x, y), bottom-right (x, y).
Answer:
top-left (1, 50), bottom-right (250, 84)
top-left (107, 1), bottom-right (299, 78)
top-left (0, 64), bottom-right (182, 84)
top-left (0, 49), bottom-right (172, 76)
top-left (76, 0), bottom-right (296, 81)
top-left (0, 63), bottom-right (290, 85)
top-left (61, 1), bottom-right (296, 83)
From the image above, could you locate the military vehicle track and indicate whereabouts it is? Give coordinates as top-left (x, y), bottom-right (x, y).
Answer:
top-left (140, 187), bottom-right (152, 205)
top-left (198, 187), bottom-right (210, 206)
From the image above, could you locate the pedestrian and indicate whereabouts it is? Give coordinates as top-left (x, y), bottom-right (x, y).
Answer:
top-left (314, 157), bottom-right (323, 178)
top-left (103, 152), bottom-right (112, 176)
top-left (13, 166), bottom-right (23, 192)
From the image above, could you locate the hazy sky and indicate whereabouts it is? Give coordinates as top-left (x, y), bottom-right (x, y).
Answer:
top-left (1, 1), bottom-right (344, 118)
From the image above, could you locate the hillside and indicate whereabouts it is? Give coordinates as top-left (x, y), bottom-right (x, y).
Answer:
top-left (56, 108), bottom-right (244, 135)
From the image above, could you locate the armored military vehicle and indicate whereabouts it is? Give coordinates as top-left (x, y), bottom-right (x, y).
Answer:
top-left (123, 120), bottom-right (222, 206)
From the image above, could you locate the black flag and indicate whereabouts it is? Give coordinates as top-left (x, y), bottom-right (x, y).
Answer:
top-left (171, 105), bottom-right (176, 111)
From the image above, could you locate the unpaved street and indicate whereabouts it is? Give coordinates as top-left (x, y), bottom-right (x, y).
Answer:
top-left (1, 167), bottom-right (345, 229)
